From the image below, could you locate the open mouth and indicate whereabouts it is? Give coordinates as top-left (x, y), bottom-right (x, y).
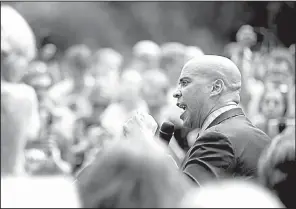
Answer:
top-left (177, 103), bottom-right (187, 110)
top-left (177, 103), bottom-right (187, 120)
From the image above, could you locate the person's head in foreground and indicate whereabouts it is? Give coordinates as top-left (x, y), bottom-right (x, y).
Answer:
top-left (1, 5), bottom-right (36, 83)
top-left (78, 139), bottom-right (192, 208)
top-left (258, 130), bottom-right (296, 208)
top-left (180, 179), bottom-right (284, 208)
top-left (173, 55), bottom-right (241, 129)
top-left (132, 40), bottom-right (161, 71)
top-left (1, 5), bottom-right (37, 176)
top-left (63, 44), bottom-right (92, 87)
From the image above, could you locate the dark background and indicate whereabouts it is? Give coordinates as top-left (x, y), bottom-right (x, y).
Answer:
top-left (5, 1), bottom-right (295, 59)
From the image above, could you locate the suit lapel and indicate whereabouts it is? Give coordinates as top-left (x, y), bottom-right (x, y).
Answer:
top-left (206, 107), bottom-right (245, 130)
top-left (182, 108), bottom-right (245, 169)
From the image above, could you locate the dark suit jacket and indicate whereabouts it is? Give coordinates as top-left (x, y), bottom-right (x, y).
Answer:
top-left (180, 107), bottom-right (270, 185)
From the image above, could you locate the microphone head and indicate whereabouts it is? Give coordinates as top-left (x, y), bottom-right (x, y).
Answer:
top-left (160, 122), bottom-right (175, 134)
top-left (159, 122), bottom-right (175, 144)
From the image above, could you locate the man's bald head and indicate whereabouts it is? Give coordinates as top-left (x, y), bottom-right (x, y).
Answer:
top-left (174, 55), bottom-right (242, 128)
top-left (182, 55), bottom-right (242, 93)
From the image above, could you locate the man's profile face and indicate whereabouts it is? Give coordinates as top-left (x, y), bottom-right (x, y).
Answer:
top-left (174, 66), bottom-right (211, 129)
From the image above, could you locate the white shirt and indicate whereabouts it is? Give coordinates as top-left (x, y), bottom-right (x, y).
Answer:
top-left (201, 103), bottom-right (238, 132)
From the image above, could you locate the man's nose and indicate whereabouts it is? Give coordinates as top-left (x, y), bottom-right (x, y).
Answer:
top-left (173, 89), bottom-right (182, 98)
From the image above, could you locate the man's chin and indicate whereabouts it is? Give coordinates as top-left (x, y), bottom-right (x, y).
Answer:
top-left (181, 118), bottom-right (191, 129)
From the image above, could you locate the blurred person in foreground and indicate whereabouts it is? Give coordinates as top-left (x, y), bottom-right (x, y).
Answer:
top-left (130, 40), bottom-right (161, 72)
top-left (48, 44), bottom-right (93, 118)
top-left (180, 179), bottom-right (284, 208)
top-left (77, 133), bottom-right (192, 208)
top-left (1, 5), bottom-right (80, 207)
top-left (1, 4), bottom-right (40, 176)
top-left (258, 126), bottom-right (295, 208)
top-left (172, 55), bottom-right (270, 185)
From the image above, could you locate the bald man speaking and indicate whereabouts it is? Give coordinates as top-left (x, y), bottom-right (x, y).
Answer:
top-left (173, 55), bottom-right (270, 185)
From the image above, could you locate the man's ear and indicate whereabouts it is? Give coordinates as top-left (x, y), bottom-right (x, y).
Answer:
top-left (210, 79), bottom-right (224, 96)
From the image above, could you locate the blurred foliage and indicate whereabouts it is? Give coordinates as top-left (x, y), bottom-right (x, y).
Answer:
top-left (6, 2), bottom-right (295, 61)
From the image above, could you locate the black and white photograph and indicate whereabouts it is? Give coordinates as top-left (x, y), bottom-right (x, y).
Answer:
top-left (1, 1), bottom-right (295, 208)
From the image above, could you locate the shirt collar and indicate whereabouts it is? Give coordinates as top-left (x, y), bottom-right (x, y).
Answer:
top-left (201, 103), bottom-right (238, 132)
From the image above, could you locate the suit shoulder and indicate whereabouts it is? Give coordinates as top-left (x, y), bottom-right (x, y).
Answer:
top-left (210, 116), bottom-right (270, 142)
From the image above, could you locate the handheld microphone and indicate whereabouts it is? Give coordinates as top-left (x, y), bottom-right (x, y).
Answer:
top-left (159, 122), bottom-right (175, 144)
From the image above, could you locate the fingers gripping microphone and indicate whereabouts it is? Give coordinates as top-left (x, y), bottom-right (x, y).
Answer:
top-left (159, 122), bottom-right (175, 144)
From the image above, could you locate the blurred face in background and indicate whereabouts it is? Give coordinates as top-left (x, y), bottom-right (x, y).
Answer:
top-left (91, 48), bottom-right (122, 78)
top-left (134, 54), bottom-right (159, 71)
top-left (265, 58), bottom-right (293, 89)
top-left (132, 40), bottom-right (160, 72)
top-left (261, 91), bottom-right (285, 119)
top-left (236, 25), bottom-right (257, 48)
top-left (141, 70), bottom-right (169, 109)
top-left (63, 45), bottom-right (91, 87)
top-left (118, 70), bottom-right (143, 104)
top-left (22, 61), bottom-right (52, 100)
top-left (160, 43), bottom-right (186, 87)
top-left (91, 49), bottom-right (122, 99)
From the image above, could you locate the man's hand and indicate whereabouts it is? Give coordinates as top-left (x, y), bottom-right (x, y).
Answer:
top-left (123, 111), bottom-right (158, 140)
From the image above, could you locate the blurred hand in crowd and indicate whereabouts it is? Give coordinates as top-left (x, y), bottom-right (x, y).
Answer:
top-left (123, 111), bottom-right (158, 140)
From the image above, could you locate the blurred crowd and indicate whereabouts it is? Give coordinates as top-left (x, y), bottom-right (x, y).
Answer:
top-left (1, 5), bottom-right (295, 208)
